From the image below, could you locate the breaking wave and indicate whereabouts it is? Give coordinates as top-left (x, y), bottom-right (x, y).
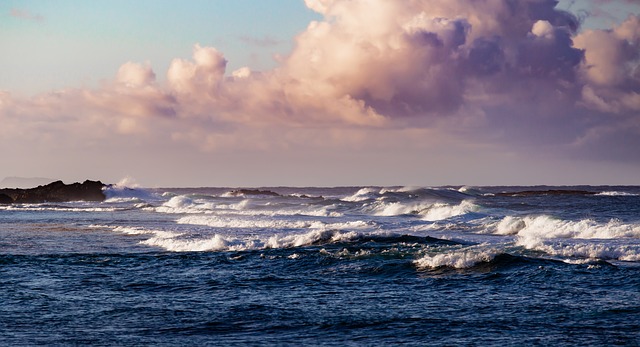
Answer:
top-left (176, 215), bottom-right (373, 231)
top-left (112, 226), bottom-right (365, 252)
top-left (414, 247), bottom-right (500, 269)
top-left (152, 194), bottom-right (342, 217)
top-left (476, 215), bottom-right (640, 262)
top-left (370, 200), bottom-right (479, 221)
top-left (103, 185), bottom-right (158, 202)
top-left (596, 191), bottom-right (640, 196)
top-left (488, 215), bottom-right (640, 240)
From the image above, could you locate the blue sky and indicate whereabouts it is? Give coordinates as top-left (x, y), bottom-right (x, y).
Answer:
top-left (1, 0), bottom-right (319, 95)
top-left (1, 0), bottom-right (640, 187)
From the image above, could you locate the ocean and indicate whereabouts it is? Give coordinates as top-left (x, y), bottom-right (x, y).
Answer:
top-left (1, 185), bottom-right (639, 346)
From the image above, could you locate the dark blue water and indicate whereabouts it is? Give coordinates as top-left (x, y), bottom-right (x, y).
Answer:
top-left (1, 186), bottom-right (640, 345)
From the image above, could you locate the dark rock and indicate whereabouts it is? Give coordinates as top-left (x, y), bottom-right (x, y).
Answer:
top-left (227, 189), bottom-right (281, 197)
top-left (0, 180), bottom-right (106, 204)
top-left (0, 193), bottom-right (13, 204)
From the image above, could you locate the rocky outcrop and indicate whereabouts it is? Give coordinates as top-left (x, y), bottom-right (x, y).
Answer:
top-left (227, 189), bottom-right (281, 197)
top-left (0, 194), bottom-right (13, 204)
top-left (0, 180), bottom-right (106, 204)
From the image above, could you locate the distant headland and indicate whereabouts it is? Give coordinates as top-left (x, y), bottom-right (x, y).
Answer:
top-left (0, 180), bottom-right (107, 204)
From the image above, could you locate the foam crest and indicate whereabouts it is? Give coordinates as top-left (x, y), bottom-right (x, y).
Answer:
top-left (177, 215), bottom-right (373, 231)
top-left (113, 226), bottom-right (182, 239)
top-left (504, 215), bottom-right (640, 261)
top-left (372, 201), bottom-right (434, 216)
top-left (414, 248), bottom-right (499, 269)
top-left (506, 216), bottom-right (640, 243)
top-left (142, 234), bottom-right (236, 252)
top-left (420, 200), bottom-right (478, 221)
top-left (177, 215), bottom-right (313, 229)
top-left (154, 195), bottom-right (220, 214)
top-left (495, 216), bottom-right (527, 235)
top-left (154, 195), bottom-right (341, 217)
top-left (265, 229), bottom-right (360, 249)
top-left (121, 226), bottom-right (362, 252)
top-left (526, 242), bottom-right (640, 262)
top-left (596, 191), bottom-right (639, 196)
top-left (379, 186), bottom-right (420, 194)
top-left (342, 187), bottom-right (379, 202)
top-left (103, 185), bottom-right (156, 202)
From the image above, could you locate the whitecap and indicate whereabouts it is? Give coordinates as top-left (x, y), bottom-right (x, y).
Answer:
top-left (420, 200), bottom-right (479, 221)
top-left (596, 191), bottom-right (639, 196)
top-left (414, 247), bottom-right (499, 269)
top-left (341, 187), bottom-right (379, 202)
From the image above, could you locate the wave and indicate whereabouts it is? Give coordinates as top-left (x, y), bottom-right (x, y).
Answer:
top-left (342, 187), bottom-right (380, 202)
top-left (414, 247), bottom-right (500, 269)
top-left (121, 227), bottom-right (363, 252)
top-left (153, 195), bottom-right (218, 214)
top-left (420, 200), bottom-right (479, 221)
top-left (479, 215), bottom-right (640, 262)
top-left (366, 194), bottom-right (479, 221)
top-left (489, 215), bottom-right (640, 240)
top-left (341, 186), bottom-right (471, 203)
top-left (596, 191), bottom-right (640, 196)
top-left (103, 185), bottom-right (158, 202)
top-left (177, 215), bottom-right (374, 231)
top-left (104, 220), bottom-right (460, 254)
top-left (152, 194), bottom-right (342, 217)
top-left (530, 242), bottom-right (640, 262)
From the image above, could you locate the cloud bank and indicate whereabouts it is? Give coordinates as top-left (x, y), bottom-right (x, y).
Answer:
top-left (2, 0), bottom-right (640, 183)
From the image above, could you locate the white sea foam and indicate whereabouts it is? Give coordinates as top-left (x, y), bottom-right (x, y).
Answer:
top-left (495, 216), bottom-right (527, 235)
top-left (372, 201), bottom-right (434, 216)
top-left (177, 215), bottom-right (313, 229)
top-left (489, 215), bottom-right (640, 261)
top-left (379, 186), bottom-right (420, 194)
top-left (527, 242), bottom-right (640, 262)
top-left (115, 225), bottom-right (364, 252)
top-left (500, 215), bottom-right (640, 242)
top-left (113, 226), bottom-right (182, 239)
top-left (414, 247), bottom-right (499, 269)
top-left (264, 229), bottom-right (360, 249)
top-left (103, 185), bottom-right (157, 202)
top-left (420, 201), bottom-right (478, 221)
top-left (177, 215), bottom-right (372, 231)
top-left (142, 234), bottom-right (237, 252)
top-left (369, 199), bottom-right (478, 220)
top-left (596, 191), bottom-right (639, 196)
top-left (342, 187), bottom-right (379, 202)
top-left (152, 195), bottom-right (342, 217)
top-left (457, 186), bottom-right (472, 193)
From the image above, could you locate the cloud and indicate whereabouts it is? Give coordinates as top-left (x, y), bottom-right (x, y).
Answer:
top-left (574, 14), bottom-right (640, 113)
top-left (2, 0), bottom-right (640, 169)
top-left (10, 8), bottom-right (44, 22)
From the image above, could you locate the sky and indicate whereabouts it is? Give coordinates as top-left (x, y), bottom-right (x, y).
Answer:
top-left (1, 0), bottom-right (640, 187)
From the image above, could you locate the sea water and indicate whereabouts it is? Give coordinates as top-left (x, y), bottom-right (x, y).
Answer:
top-left (1, 185), bottom-right (639, 345)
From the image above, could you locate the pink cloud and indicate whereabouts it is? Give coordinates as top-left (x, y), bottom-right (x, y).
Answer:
top-left (574, 14), bottom-right (640, 113)
top-left (2, 0), bottom-right (640, 165)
